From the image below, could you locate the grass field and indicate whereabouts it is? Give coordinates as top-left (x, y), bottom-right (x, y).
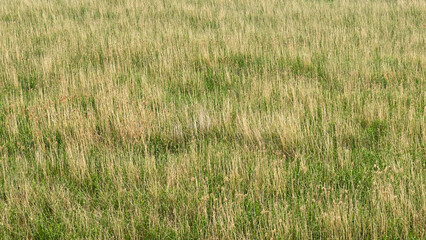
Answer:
top-left (0, 0), bottom-right (425, 239)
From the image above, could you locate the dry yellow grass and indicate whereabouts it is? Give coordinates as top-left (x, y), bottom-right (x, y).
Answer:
top-left (0, 0), bottom-right (425, 239)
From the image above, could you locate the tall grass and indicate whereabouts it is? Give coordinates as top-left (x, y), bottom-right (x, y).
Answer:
top-left (0, 0), bottom-right (425, 238)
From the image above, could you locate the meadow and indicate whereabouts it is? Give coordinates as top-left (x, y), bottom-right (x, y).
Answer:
top-left (0, 0), bottom-right (425, 239)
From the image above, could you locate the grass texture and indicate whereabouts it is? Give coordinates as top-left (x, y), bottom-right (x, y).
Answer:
top-left (0, 0), bottom-right (425, 239)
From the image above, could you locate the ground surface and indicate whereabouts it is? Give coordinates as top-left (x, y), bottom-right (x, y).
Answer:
top-left (0, 0), bottom-right (425, 239)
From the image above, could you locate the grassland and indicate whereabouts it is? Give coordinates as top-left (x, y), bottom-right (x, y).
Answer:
top-left (0, 0), bottom-right (425, 239)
